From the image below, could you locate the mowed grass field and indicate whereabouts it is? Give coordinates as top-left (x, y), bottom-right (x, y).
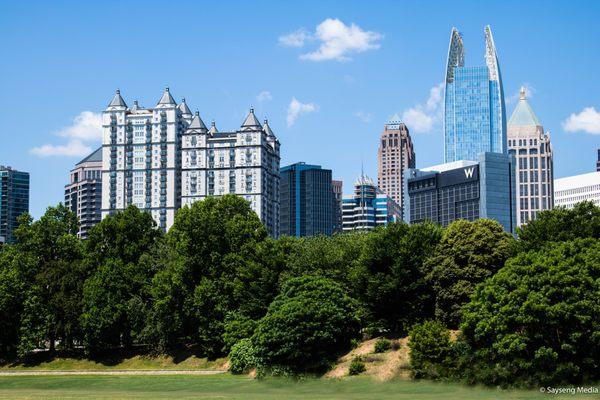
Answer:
top-left (0, 374), bottom-right (593, 400)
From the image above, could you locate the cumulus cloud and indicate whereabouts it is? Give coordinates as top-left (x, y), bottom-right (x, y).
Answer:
top-left (30, 139), bottom-right (92, 157)
top-left (30, 111), bottom-right (102, 157)
top-left (280, 18), bottom-right (383, 62)
top-left (256, 91), bottom-right (273, 102)
top-left (286, 97), bottom-right (317, 127)
top-left (400, 83), bottom-right (444, 134)
top-left (563, 107), bottom-right (600, 134)
top-left (278, 28), bottom-right (311, 47)
top-left (355, 111), bottom-right (372, 123)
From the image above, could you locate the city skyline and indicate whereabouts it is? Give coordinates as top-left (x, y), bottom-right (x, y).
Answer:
top-left (1, 1), bottom-right (599, 218)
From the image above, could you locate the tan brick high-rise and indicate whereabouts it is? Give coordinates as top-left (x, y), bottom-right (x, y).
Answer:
top-left (377, 120), bottom-right (415, 218)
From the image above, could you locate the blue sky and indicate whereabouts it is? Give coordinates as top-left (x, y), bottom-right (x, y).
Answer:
top-left (1, 0), bottom-right (599, 218)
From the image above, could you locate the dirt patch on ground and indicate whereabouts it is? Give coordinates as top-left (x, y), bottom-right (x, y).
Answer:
top-left (325, 337), bottom-right (411, 381)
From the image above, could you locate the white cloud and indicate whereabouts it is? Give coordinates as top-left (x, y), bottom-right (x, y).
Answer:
top-left (281, 18), bottom-right (383, 62)
top-left (400, 83), bottom-right (444, 134)
top-left (355, 111), bottom-right (372, 123)
top-left (30, 111), bottom-right (102, 157)
top-left (278, 28), bottom-right (311, 47)
top-left (256, 91), bottom-right (273, 102)
top-left (563, 107), bottom-right (600, 134)
top-left (286, 97), bottom-right (317, 127)
top-left (30, 139), bottom-right (92, 157)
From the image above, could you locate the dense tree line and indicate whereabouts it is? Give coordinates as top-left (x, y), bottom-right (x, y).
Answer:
top-left (0, 197), bottom-right (598, 386)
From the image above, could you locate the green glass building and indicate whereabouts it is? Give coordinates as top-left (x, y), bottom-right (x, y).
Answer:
top-left (0, 166), bottom-right (30, 243)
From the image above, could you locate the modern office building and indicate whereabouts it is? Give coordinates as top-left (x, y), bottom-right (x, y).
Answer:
top-left (332, 179), bottom-right (343, 233)
top-left (508, 87), bottom-right (554, 226)
top-left (65, 147), bottom-right (102, 239)
top-left (377, 119), bottom-right (415, 216)
top-left (444, 26), bottom-right (507, 163)
top-left (342, 175), bottom-right (401, 231)
top-left (0, 166), bottom-right (29, 244)
top-left (554, 172), bottom-right (600, 209)
top-left (102, 89), bottom-right (280, 236)
top-left (279, 162), bottom-right (333, 237)
top-left (181, 109), bottom-right (280, 237)
top-left (403, 152), bottom-right (516, 233)
top-left (596, 149), bottom-right (600, 172)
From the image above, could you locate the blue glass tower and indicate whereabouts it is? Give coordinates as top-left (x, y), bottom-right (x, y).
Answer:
top-left (444, 26), bottom-right (507, 163)
top-left (0, 166), bottom-right (29, 244)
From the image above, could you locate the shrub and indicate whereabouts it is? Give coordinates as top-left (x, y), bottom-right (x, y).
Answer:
top-left (460, 239), bottom-right (600, 386)
top-left (348, 356), bottom-right (366, 375)
top-left (408, 320), bottom-right (453, 379)
top-left (222, 313), bottom-right (257, 353)
top-left (253, 275), bottom-right (360, 374)
top-left (391, 340), bottom-right (401, 351)
top-left (228, 338), bottom-right (258, 374)
top-left (374, 338), bottom-right (392, 353)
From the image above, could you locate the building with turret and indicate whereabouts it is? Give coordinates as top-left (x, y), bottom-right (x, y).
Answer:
top-left (101, 88), bottom-right (280, 235)
top-left (507, 87), bottom-right (553, 226)
top-left (181, 109), bottom-right (280, 237)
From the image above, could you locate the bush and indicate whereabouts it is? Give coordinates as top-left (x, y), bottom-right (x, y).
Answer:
top-left (348, 356), bottom-right (366, 375)
top-left (228, 338), bottom-right (258, 374)
top-left (373, 338), bottom-right (392, 353)
top-left (391, 340), bottom-right (401, 351)
top-left (408, 320), bottom-right (453, 379)
top-left (253, 275), bottom-right (360, 374)
top-left (460, 239), bottom-right (600, 386)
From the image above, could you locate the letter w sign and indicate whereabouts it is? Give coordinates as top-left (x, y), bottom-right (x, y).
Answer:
top-left (464, 167), bottom-right (475, 178)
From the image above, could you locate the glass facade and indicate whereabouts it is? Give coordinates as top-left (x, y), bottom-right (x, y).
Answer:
top-left (280, 162), bottom-right (334, 237)
top-left (404, 153), bottom-right (516, 233)
top-left (444, 26), bottom-right (506, 163)
top-left (342, 176), bottom-right (401, 232)
top-left (0, 167), bottom-right (30, 244)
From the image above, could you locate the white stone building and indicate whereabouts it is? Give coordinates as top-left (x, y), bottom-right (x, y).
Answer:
top-left (507, 87), bottom-right (554, 226)
top-left (101, 88), bottom-right (280, 235)
top-left (181, 109), bottom-right (280, 237)
top-left (554, 172), bottom-right (600, 209)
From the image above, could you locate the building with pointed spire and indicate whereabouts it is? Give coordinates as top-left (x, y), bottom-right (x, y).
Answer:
top-left (102, 88), bottom-right (185, 230)
top-left (508, 87), bottom-right (554, 226)
top-left (65, 147), bottom-right (102, 239)
top-left (444, 26), bottom-right (507, 163)
top-left (377, 118), bottom-right (415, 218)
top-left (181, 109), bottom-right (280, 237)
top-left (102, 90), bottom-right (281, 235)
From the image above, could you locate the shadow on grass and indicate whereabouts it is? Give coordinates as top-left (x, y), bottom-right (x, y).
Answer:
top-left (1, 344), bottom-right (219, 369)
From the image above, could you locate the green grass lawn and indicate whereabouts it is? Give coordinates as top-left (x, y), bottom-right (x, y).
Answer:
top-left (0, 374), bottom-right (594, 400)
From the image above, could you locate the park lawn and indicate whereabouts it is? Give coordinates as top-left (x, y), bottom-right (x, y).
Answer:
top-left (0, 374), bottom-right (593, 400)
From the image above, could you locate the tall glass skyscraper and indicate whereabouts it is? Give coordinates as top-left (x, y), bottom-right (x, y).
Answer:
top-left (0, 166), bottom-right (29, 244)
top-left (444, 26), bottom-right (507, 163)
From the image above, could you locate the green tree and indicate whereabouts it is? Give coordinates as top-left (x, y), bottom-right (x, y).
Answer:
top-left (425, 219), bottom-right (514, 328)
top-left (13, 205), bottom-right (85, 354)
top-left (351, 222), bottom-right (442, 334)
top-left (147, 195), bottom-right (278, 355)
top-left (80, 206), bottom-right (161, 352)
top-left (0, 246), bottom-right (31, 358)
top-left (460, 239), bottom-right (600, 386)
top-left (252, 275), bottom-right (360, 373)
top-left (517, 201), bottom-right (600, 251)
top-left (408, 320), bottom-right (453, 379)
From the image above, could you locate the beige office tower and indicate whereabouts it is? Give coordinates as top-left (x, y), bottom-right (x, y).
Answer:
top-left (507, 87), bottom-right (554, 227)
top-left (377, 119), bottom-right (415, 218)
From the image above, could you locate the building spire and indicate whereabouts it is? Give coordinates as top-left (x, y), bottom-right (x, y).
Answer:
top-left (107, 89), bottom-right (127, 109)
top-left (519, 86), bottom-right (526, 100)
